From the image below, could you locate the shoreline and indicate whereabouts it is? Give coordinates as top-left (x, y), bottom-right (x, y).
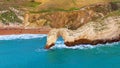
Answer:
top-left (65, 37), bottom-right (120, 46)
top-left (45, 39), bottom-right (120, 49)
top-left (45, 16), bottom-right (120, 49)
top-left (0, 27), bottom-right (51, 35)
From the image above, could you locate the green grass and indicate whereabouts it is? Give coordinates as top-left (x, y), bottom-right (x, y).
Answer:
top-left (30, 7), bottom-right (80, 13)
top-left (110, 0), bottom-right (120, 2)
top-left (104, 9), bottom-right (120, 19)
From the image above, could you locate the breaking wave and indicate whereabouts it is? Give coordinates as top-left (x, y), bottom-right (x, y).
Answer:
top-left (51, 40), bottom-right (120, 49)
top-left (0, 34), bottom-right (119, 50)
top-left (0, 34), bottom-right (47, 40)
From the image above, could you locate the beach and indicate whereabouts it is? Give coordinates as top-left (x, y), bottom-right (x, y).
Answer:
top-left (0, 27), bottom-right (51, 35)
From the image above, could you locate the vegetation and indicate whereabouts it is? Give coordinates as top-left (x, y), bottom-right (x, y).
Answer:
top-left (0, 10), bottom-right (22, 24)
top-left (103, 9), bottom-right (120, 19)
top-left (30, 7), bottom-right (80, 13)
top-left (23, 1), bottom-right (41, 8)
top-left (0, 0), bottom-right (120, 25)
top-left (94, 9), bottom-right (120, 32)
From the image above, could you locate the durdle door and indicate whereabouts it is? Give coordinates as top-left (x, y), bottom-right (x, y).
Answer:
top-left (45, 2), bottom-right (120, 49)
top-left (45, 16), bottom-right (120, 49)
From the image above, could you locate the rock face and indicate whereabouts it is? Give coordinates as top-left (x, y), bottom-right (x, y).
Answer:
top-left (27, 3), bottom-right (111, 29)
top-left (45, 16), bottom-right (120, 49)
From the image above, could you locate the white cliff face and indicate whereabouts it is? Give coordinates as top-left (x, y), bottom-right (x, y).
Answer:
top-left (72, 17), bottom-right (120, 40)
top-left (45, 16), bottom-right (120, 49)
top-left (96, 17), bottom-right (120, 40)
top-left (46, 29), bottom-right (59, 46)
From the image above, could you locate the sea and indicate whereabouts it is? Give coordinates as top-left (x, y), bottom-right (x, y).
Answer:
top-left (0, 34), bottom-right (120, 68)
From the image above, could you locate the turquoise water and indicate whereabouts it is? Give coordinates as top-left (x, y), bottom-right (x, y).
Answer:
top-left (0, 34), bottom-right (120, 68)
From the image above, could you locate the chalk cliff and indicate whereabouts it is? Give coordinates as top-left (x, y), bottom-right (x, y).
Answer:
top-left (45, 16), bottom-right (120, 49)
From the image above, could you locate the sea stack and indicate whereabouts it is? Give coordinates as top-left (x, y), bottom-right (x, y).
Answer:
top-left (45, 16), bottom-right (120, 49)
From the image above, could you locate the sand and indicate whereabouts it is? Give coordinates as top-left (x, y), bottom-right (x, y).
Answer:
top-left (0, 27), bottom-right (51, 35)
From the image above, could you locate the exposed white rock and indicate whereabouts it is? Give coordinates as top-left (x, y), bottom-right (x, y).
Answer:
top-left (45, 16), bottom-right (120, 49)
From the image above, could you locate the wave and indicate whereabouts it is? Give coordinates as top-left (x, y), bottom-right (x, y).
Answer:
top-left (0, 34), bottom-right (47, 40)
top-left (51, 40), bottom-right (120, 49)
top-left (0, 34), bottom-right (119, 49)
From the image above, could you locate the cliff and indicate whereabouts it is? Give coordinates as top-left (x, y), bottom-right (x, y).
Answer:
top-left (25, 3), bottom-right (112, 29)
top-left (45, 15), bottom-right (120, 49)
top-left (0, 0), bottom-right (120, 29)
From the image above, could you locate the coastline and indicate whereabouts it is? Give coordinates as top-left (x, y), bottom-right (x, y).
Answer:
top-left (45, 16), bottom-right (120, 49)
top-left (65, 37), bottom-right (120, 46)
top-left (0, 27), bottom-right (51, 35)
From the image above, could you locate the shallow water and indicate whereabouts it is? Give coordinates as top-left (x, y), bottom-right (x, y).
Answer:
top-left (0, 34), bottom-right (120, 68)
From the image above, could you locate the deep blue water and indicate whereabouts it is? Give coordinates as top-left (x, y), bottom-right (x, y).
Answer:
top-left (0, 34), bottom-right (120, 68)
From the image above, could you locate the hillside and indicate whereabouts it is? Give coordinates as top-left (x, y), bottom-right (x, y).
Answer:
top-left (36, 0), bottom-right (109, 10)
top-left (0, 0), bottom-right (115, 11)
top-left (0, 0), bottom-right (120, 29)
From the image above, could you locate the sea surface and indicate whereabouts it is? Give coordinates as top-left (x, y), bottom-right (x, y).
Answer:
top-left (0, 34), bottom-right (120, 68)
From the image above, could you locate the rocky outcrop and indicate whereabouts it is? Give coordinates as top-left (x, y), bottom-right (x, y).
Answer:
top-left (28, 3), bottom-right (111, 29)
top-left (24, 13), bottom-right (30, 27)
top-left (45, 16), bottom-right (120, 49)
top-left (0, 2), bottom-right (118, 29)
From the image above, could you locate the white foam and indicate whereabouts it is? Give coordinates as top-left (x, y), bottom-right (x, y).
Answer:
top-left (51, 40), bottom-right (95, 49)
top-left (35, 48), bottom-right (48, 52)
top-left (51, 40), bottom-right (120, 49)
top-left (51, 44), bottom-right (95, 49)
top-left (0, 34), bottom-right (47, 40)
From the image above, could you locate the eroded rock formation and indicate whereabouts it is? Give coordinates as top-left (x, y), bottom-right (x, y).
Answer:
top-left (45, 16), bottom-right (120, 49)
top-left (27, 3), bottom-right (111, 29)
